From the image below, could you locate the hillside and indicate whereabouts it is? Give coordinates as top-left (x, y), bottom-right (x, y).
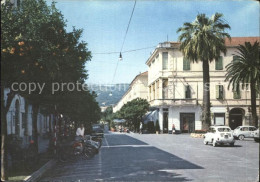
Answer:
top-left (89, 84), bottom-right (130, 106)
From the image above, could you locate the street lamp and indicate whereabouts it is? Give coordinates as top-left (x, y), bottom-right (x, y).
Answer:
top-left (119, 52), bottom-right (122, 61)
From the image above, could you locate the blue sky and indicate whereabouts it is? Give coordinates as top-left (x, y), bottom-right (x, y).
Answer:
top-left (47, 0), bottom-right (259, 84)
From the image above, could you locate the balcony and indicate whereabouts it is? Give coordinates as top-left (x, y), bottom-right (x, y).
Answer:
top-left (149, 98), bottom-right (198, 107)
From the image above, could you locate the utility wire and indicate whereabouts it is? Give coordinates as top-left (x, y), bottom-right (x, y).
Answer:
top-left (92, 45), bottom-right (156, 55)
top-left (112, 0), bottom-right (137, 84)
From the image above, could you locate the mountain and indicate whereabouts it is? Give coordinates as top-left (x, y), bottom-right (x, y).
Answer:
top-left (89, 84), bottom-right (130, 106)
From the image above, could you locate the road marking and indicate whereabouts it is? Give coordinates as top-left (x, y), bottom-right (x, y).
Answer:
top-left (104, 136), bottom-right (109, 148)
top-left (101, 144), bottom-right (151, 148)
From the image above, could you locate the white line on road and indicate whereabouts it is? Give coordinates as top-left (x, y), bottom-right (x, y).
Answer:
top-left (104, 135), bottom-right (109, 148)
top-left (101, 144), bottom-right (151, 148)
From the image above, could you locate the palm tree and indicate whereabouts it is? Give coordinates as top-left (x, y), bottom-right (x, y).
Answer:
top-left (225, 41), bottom-right (260, 128)
top-left (177, 13), bottom-right (231, 130)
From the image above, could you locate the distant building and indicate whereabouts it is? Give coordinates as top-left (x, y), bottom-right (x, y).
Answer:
top-left (113, 71), bottom-right (148, 112)
top-left (146, 37), bottom-right (260, 133)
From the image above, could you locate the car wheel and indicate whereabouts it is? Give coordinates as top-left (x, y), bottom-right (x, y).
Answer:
top-left (238, 135), bottom-right (245, 140)
top-left (203, 139), bottom-right (208, 145)
top-left (213, 140), bottom-right (217, 147)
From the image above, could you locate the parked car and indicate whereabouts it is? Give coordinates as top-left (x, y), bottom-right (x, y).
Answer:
top-left (203, 126), bottom-right (235, 147)
top-left (232, 126), bottom-right (257, 140)
top-left (91, 124), bottom-right (104, 138)
top-left (253, 128), bottom-right (259, 142)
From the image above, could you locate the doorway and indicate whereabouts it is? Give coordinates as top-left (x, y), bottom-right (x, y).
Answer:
top-left (229, 108), bottom-right (244, 130)
top-left (163, 108), bottom-right (168, 133)
top-left (180, 113), bottom-right (195, 133)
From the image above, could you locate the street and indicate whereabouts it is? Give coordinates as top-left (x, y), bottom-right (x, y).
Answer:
top-left (40, 133), bottom-right (259, 182)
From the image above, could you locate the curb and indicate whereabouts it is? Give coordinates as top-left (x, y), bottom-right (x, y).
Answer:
top-left (23, 159), bottom-right (57, 182)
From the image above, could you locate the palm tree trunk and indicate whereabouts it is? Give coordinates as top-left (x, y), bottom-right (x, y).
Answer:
top-left (250, 81), bottom-right (258, 128)
top-left (202, 59), bottom-right (211, 130)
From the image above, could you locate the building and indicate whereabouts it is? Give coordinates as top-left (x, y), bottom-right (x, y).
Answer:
top-left (113, 71), bottom-right (148, 112)
top-left (146, 37), bottom-right (260, 133)
top-left (4, 88), bottom-right (54, 146)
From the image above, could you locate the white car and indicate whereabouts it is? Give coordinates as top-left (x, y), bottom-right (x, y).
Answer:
top-left (203, 126), bottom-right (235, 147)
top-left (253, 129), bottom-right (259, 142)
top-left (233, 126), bottom-right (257, 140)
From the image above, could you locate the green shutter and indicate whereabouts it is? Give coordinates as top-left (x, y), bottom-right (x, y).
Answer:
top-left (233, 55), bottom-right (239, 62)
top-left (216, 85), bottom-right (219, 99)
top-left (183, 58), bottom-right (190, 70)
top-left (215, 56), bottom-right (223, 70)
top-left (233, 89), bottom-right (241, 99)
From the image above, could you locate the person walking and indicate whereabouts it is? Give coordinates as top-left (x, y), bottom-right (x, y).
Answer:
top-left (172, 123), bottom-right (176, 134)
top-left (139, 122), bottom-right (143, 134)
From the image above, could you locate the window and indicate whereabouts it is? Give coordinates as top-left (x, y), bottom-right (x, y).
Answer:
top-left (215, 56), bottom-right (223, 70)
top-left (162, 79), bottom-right (168, 99)
top-left (183, 57), bottom-right (190, 70)
top-left (242, 127), bottom-right (249, 131)
top-left (249, 127), bottom-right (256, 131)
top-left (214, 113), bottom-right (225, 125)
top-left (185, 85), bottom-right (191, 98)
top-left (162, 52), bottom-right (168, 70)
top-left (233, 55), bottom-right (240, 62)
top-left (233, 86), bottom-right (241, 99)
top-left (156, 81), bottom-right (159, 99)
top-left (216, 85), bottom-right (224, 99)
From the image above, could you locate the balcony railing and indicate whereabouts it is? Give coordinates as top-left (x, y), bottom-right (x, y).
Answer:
top-left (149, 98), bottom-right (198, 107)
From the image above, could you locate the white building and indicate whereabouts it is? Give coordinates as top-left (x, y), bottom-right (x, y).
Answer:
top-left (146, 37), bottom-right (260, 133)
top-left (113, 71), bottom-right (148, 112)
top-left (4, 88), bottom-right (54, 145)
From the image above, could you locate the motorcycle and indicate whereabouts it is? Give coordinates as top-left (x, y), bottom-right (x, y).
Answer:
top-left (58, 136), bottom-right (96, 162)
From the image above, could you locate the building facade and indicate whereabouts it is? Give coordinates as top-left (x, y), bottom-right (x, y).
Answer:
top-left (113, 71), bottom-right (148, 112)
top-left (146, 37), bottom-right (260, 133)
top-left (4, 88), bottom-right (54, 146)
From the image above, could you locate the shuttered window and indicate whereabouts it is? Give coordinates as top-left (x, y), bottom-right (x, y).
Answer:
top-left (183, 57), bottom-right (190, 70)
top-left (185, 85), bottom-right (191, 98)
top-left (215, 56), bottom-right (223, 70)
top-left (162, 52), bottom-right (168, 70)
top-left (233, 86), bottom-right (241, 99)
top-left (216, 85), bottom-right (224, 99)
top-left (233, 55), bottom-right (240, 62)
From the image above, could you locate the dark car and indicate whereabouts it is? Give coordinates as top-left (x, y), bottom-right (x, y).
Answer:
top-left (92, 124), bottom-right (104, 138)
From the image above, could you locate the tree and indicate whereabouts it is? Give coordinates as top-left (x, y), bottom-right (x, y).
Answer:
top-left (225, 41), bottom-right (260, 128)
top-left (118, 98), bottom-right (149, 132)
top-left (1, 0), bottom-right (92, 180)
top-left (177, 13), bottom-right (231, 130)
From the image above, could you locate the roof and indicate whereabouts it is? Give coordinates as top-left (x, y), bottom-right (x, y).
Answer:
top-left (224, 37), bottom-right (259, 47)
top-left (146, 37), bottom-right (260, 65)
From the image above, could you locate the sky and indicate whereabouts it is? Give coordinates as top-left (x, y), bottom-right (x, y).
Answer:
top-left (46, 0), bottom-right (259, 84)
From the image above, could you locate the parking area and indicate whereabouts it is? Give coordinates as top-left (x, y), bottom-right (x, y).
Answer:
top-left (128, 133), bottom-right (259, 182)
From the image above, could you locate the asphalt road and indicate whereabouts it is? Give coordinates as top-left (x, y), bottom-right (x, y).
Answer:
top-left (39, 133), bottom-right (259, 182)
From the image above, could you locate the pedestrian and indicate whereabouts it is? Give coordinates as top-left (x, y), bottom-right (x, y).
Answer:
top-left (76, 124), bottom-right (85, 139)
top-left (139, 122), bottom-right (143, 134)
top-left (172, 123), bottom-right (176, 134)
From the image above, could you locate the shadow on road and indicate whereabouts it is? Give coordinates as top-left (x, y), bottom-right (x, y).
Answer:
top-left (40, 134), bottom-right (203, 181)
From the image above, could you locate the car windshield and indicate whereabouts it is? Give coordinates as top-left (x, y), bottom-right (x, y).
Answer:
top-left (218, 128), bottom-right (230, 132)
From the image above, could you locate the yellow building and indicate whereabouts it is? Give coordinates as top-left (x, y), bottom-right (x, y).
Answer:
top-left (113, 72), bottom-right (148, 113)
top-left (146, 37), bottom-right (260, 133)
